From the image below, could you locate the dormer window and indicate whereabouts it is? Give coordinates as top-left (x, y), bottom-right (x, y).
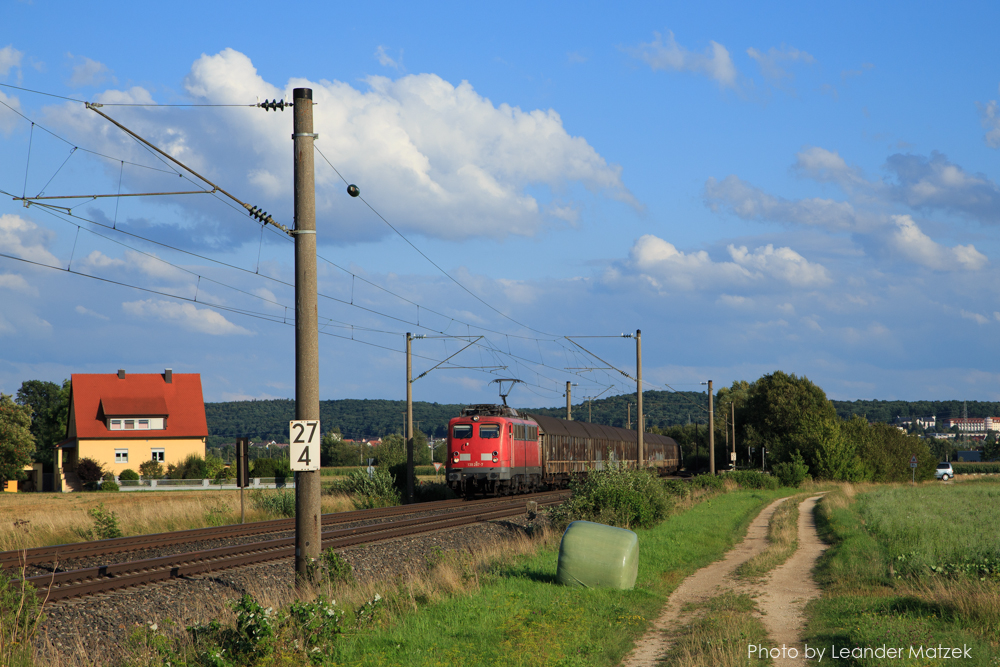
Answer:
top-left (106, 416), bottom-right (165, 431)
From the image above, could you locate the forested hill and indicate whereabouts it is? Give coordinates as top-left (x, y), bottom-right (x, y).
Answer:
top-left (204, 390), bottom-right (716, 444)
top-left (205, 392), bottom-right (1000, 445)
top-left (828, 399), bottom-right (1000, 423)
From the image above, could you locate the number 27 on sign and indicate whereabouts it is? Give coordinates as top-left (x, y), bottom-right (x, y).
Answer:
top-left (289, 420), bottom-right (321, 471)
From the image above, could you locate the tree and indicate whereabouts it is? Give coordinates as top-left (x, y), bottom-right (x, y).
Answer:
top-left (376, 434), bottom-right (406, 469)
top-left (983, 432), bottom-right (1000, 462)
top-left (738, 371), bottom-right (840, 473)
top-left (139, 460), bottom-right (164, 479)
top-left (15, 379), bottom-right (70, 470)
top-left (0, 394), bottom-right (35, 487)
top-left (321, 430), bottom-right (364, 467)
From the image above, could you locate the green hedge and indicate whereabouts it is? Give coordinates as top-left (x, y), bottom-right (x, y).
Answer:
top-left (321, 465), bottom-right (438, 477)
top-left (952, 462), bottom-right (1000, 475)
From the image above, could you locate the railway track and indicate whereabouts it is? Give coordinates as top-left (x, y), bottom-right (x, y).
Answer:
top-left (0, 492), bottom-right (544, 571)
top-left (14, 491), bottom-right (568, 602)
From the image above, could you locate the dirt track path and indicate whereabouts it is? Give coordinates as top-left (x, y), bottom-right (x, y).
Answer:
top-left (620, 495), bottom-right (826, 667)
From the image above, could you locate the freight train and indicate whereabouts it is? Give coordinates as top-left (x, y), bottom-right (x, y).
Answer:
top-left (445, 404), bottom-right (681, 496)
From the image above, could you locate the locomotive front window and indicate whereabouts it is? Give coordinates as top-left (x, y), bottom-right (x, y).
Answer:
top-left (453, 425), bottom-right (473, 439)
top-left (479, 424), bottom-right (500, 439)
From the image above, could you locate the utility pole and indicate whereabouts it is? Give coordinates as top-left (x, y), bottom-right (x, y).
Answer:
top-left (293, 87), bottom-right (320, 585)
top-left (636, 329), bottom-right (643, 468)
top-left (406, 332), bottom-right (414, 504)
top-left (566, 381), bottom-right (572, 420)
top-left (708, 380), bottom-right (715, 475)
top-left (731, 402), bottom-right (736, 469)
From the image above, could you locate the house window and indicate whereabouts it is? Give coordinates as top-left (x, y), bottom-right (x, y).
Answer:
top-left (124, 420), bottom-right (135, 430)
top-left (115, 449), bottom-right (128, 463)
top-left (151, 448), bottom-right (165, 462)
top-left (138, 419), bottom-right (149, 429)
top-left (109, 419), bottom-right (122, 430)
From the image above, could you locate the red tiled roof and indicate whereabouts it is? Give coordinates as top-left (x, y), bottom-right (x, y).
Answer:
top-left (100, 395), bottom-right (168, 416)
top-left (69, 372), bottom-right (208, 440)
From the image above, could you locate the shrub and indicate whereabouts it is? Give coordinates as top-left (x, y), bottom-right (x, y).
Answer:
top-left (249, 490), bottom-right (295, 517)
top-left (343, 468), bottom-right (401, 509)
top-left (88, 503), bottom-right (123, 539)
top-left (287, 596), bottom-right (344, 653)
top-left (118, 468), bottom-right (139, 481)
top-left (689, 473), bottom-right (725, 491)
top-left (321, 548), bottom-right (355, 586)
top-left (214, 466), bottom-right (235, 484)
top-left (76, 457), bottom-right (104, 490)
top-left (0, 574), bottom-right (44, 667)
top-left (175, 454), bottom-right (208, 480)
top-left (550, 463), bottom-right (670, 529)
top-left (251, 457), bottom-right (291, 479)
top-left (98, 476), bottom-right (120, 492)
top-left (727, 470), bottom-right (779, 490)
top-left (188, 594), bottom-right (276, 664)
top-left (138, 460), bottom-right (164, 480)
top-left (773, 450), bottom-right (810, 488)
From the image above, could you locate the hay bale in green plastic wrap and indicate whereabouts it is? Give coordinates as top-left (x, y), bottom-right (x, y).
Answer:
top-left (556, 520), bottom-right (638, 589)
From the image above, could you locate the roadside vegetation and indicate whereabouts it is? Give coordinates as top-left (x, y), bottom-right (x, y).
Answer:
top-left (13, 471), bottom-right (800, 666)
top-left (804, 479), bottom-right (1000, 665)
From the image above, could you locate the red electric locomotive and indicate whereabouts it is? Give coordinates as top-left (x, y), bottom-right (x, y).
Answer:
top-left (445, 404), bottom-right (542, 496)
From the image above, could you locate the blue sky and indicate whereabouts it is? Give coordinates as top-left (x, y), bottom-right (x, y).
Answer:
top-left (2, 1), bottom-right (999, 408)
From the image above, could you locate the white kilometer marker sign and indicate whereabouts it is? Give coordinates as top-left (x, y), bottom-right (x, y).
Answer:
top-left (289, 420), bottom-right (321, 471)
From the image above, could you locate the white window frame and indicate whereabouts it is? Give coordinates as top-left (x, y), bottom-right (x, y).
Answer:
top-left (151, 448), bottom-right (165, 462)
top-left (137, 419), bottom-right (149, 430)
top-left (109, 419), bottom-right (122, 430)
top-left (115, 449), bottom-right (128, 463)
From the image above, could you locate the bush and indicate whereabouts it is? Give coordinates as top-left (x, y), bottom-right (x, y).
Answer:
top-left (172, 454), bottom-right (208, 480)
top-left (0, 574), bottom-right (44, 667)
top-left (249, 490), bottom-right (296, 518)
top-left (188, 594), bottom-right (276, 664)
top-left (321, 548), bottom-right (355, 586)
top-left (139, 460), bottom-right (164, 480)
top-left (251, 457), bottom-right (291, 479)
top-left (549, 463), bottom-right (670, 529)
top-left (773, 450), bottom-right (810, 488)
top-left (689, 473), bottom-right (725, 491)
top-left (98, 474), bottom-right (120, 492)
top-left (343, 468), bottom-right (401, 509)
top-left (76, 457), bottom-right (104, 489)
top-left (88, 503), bottom-right (123, 539)
top-left (118, 468), bottom-right (139, 481)
top-left (727, 470), bottom-right (779, 490)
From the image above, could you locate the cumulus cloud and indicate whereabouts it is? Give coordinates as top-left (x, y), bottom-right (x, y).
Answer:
top-left (0, 45), bottom-right (23, 77)
top-left (890, 215), bottom-right (987, 271)
top-left (705, 175), bottom-right (861, 231)
top-left (629, 31), bottom-right (737, 88)
top-left (44, 49), bottom-right (634, 245)
top-left (746, 45), bottom-right (814, 81)
top-left (67, 54), bottom-right (113, 87)
top-left (793, 146), bottom-right (866, 186)
top-left (81, 249), bottom-right (188, 282)
top-left (0, 214), bottom-right (61, 266)
top-left (75, 305), bottom-right (109, 320)
top-left (961, 309), bottom-right (989, 325)
top-left (122, 298), bottom-right (253, 335)
top-left (623, 234), bottom-right (827, 291)
top-left (0, 90), bottom-right (21, 134)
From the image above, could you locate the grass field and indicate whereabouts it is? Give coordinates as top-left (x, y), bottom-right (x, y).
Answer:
top-left (0, 490), bottom-right (354, 551)
top-left (805, 478), bottom-right (1000, 666)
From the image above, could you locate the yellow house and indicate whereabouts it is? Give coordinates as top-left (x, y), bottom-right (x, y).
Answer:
top-left (55, 369), bottom-right (208, 491)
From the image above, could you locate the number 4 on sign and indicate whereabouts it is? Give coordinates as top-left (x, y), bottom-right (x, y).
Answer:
top-left (289, 420), bottom-right (321, 471)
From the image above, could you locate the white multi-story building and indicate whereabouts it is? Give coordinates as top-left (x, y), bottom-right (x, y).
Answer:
top-left (943, 417), bottom-right (1000, 433)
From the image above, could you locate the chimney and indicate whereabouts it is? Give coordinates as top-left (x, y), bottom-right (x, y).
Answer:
top-left (117, 369), bottom-right (126, 379)
top-left (164, 368), bottom-right (173, 383)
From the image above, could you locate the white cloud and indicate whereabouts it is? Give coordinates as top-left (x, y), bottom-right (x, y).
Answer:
top-left (122, 298), bottom-right (253, 335)
top-left (0, 90), bottom-right (21, 134)
top-left (0, 272), bottom-right (34, 294)
top-left (629, 31), bottom-right (737, 88)
top-left (46, 49), bottom-right (633, 244)
top-left (746, 45), bottom-right (814, 81)
top-left (75, 305), bottom-right (109, 320)
top-left (979, 98), bottom-right (1000, 149)
top-left (374, 46), bottom-right (401, 69)
top-left (883, 151), bottom-right (1000, 224)
top-left (0, 45), bottom-right (23, 77)
top-left (705, 175), bottom-right (861, 231)
top-left (727, 244), bottom-right (830, 285)
top-left (890, 215), bottom-right (987, 271)
top-left (66, 54), bottom-right (112, 87)
top-left (81, 249), bottom-right (188, 281)
top-left (623, 234), bottom-right (827, 291)
top-left (0, 214), bottom-right (61, 266)
top-left (961, 309), bottom-right (989, 325)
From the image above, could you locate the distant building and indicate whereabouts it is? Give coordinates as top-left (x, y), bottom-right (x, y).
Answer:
top-left (943, 417), bottom-right (1000, 433)
top-left (55, 369), bottom-right (208, 491)
top-left (894, 415), bottom-right (937, 431)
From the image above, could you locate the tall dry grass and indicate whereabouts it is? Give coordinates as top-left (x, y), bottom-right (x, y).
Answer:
top-left (0, 491), bottom-right (354, 551)
top-left (735, 494), bottom-right (800, 579)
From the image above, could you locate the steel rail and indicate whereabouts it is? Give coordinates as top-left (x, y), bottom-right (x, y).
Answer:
top-left (0, 492), bottom-right (550, 570)
top-left (23, 492), bottom-right (567, 602)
